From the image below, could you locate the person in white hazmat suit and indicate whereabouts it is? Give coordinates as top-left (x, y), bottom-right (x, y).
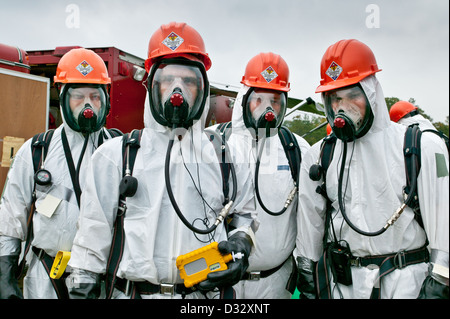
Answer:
top-left (295, 39), bottom-right (449, 299)
top-left (207, 52), bottom-right (310, 298)
top-left (0, 48), bottom-right (119, 299)
top-left (389, 100), bottom-right (439, 131)
top-left (66, 22), bottom-right (257, 299)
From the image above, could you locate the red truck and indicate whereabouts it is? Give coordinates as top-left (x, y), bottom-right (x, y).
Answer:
top-left (0, 43), bottom-right (30, 73)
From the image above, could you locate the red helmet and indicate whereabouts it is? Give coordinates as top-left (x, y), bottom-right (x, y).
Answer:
top-left (145, 21), bottom-right (212, 72)
top-left (389, 101), bottom-right (418, 122)
top-left (241, 52), bottom-right (290, 92)
top-left (54, 48), bottom-right (110, 84)
top-left (316, 39), bottom-right (381, 93)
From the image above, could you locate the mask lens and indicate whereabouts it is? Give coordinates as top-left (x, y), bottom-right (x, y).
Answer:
top-left (150, 61), bottom-right (206, 127)
top-left (243, 88), bottom-right (286, 130)
top-left (62, 84), bottom-right (108, 133)
top-left (323, 84), bottom-right (371, 140)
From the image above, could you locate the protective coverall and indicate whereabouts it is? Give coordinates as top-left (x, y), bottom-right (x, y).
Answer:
top-left (207, 85), bottom-right (310, 298)
top-left (295, 75), bottom-right (449, 298)
top-left (67, 90), bottom-right (258, 299)
top-left (0, 114), bottom-right (117, 299)
top-left (398, 113), bottom-right (437, 131)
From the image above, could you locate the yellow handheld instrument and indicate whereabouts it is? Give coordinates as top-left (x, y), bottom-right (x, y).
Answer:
top-left (176, 242), bottom-right (239, 288)
top-left (49, 251), bottom-right (71, 279)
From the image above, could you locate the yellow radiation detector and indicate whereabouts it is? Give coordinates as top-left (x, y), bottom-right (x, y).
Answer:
top-left (49, 251), bottom-right (71, 279)
top-left (176, 242), bottom-right (242, 288)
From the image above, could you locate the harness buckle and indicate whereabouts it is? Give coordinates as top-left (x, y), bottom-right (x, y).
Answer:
top-left (350, 257), bottom-right (361, 267)
top-left (394, 250), bottom-right (406, 269)
top-left (248, 271), bottom-right (261, 281)
top-left (117, 201), bottom-right (127, 216)
top-left (37, 249), bottom-right (45, 260)
top-left (160, 283), bottom-right (175, 296)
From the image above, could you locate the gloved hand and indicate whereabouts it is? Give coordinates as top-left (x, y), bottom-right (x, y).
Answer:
top-left (296, 256), bottom-right (317, 299)
top-left (0, 255), bottom-right (23, 299)
top-left (66, 268), bottom-right (101, 299)
top-left (197, 232), bottom-right (252, 291)
top-left (0, 236), bottom-right (23, 299)
top-left (418, 276), bottom-right (449, 299)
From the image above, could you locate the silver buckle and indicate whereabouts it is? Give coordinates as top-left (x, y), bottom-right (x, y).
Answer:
top-left (350, 257), bottom-right (361, 267)
top-left (160, 283), bottom-right (175, 296)
top-left (394, 250), bottom-right (406, 269)
top-left (248, 271), bottom-right (261, 281)
top-left (37, 248), bottom-right (45, 260)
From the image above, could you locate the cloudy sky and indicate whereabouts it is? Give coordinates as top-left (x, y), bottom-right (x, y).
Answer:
top-left (1, 0), bottom-right (448, 122)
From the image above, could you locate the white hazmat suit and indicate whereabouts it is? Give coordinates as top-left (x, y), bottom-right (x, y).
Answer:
top-left (207, 85), bottom-right (310, 298)
top-left (295, 75), bottom-right (449, 299)
top-left (0, 113), bottom-right (117, 299)
top-left (67, 89), bottom-right (258, 299)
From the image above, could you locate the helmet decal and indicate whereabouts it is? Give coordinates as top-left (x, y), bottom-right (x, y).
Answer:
top-left (162, 31), bottom-right (184, 51)
top-left (326, 61), bottom-right (343, 81)
top-left (76, 60), bottom-right (94, 76)
top-left (261, 66), bottom-right (278, 83)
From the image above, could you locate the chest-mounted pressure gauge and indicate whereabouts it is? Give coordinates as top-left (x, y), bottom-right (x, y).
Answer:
top-left (34, 168), bottom-right (52, 186)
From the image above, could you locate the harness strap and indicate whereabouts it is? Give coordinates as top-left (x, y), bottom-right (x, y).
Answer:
top-left (242, 254), bottom-right (292, 280)
top-left (278, 126), bottom-right (301, 185)
top-left (61, 128), bottom-right (83, 207)
top-left (114, 277), bottom-right (195, 299)
top-left (16, 130), bottom-right (55, 279)
top-left (315, 245), bottom-right (429, 299)
top-left (97, 128), bottom-right (123, 146)
top-left (105, 129), bottom-right (142, 299)
top-left (216, 121), bottom-right (232, 204)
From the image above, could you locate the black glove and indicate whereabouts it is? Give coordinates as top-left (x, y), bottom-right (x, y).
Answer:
top-left (0, 255), bottom-right (23, 299)
top-left (296, 256), bottom-right (317, 299)
top-left (66, 268), bottom-right (101, 299)
top-left (197, 232), bottom-right (252, 291)
top-left (418, 275), bottom-right (449, 299)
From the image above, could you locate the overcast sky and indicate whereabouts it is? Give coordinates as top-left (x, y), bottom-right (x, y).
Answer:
top-left (1, 0), bottom-right (448, 122)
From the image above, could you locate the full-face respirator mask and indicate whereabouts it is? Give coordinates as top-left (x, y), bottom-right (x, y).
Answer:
top-left (323, 84), bottom-right (373, 142)
top-left (242, 88), bottom-right (287, 138)
top-left (60, 84), bottom-right (110, 134)
top-left (147, 58), bottom-right (209, 129)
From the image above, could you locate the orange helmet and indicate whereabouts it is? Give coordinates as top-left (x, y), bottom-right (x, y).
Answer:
top-left (145, 21), bottom-right (212, 73)
top-left (389, 101), bottom-right (418, 122)
top-left (54, 48), bottom-right (111, 84)
top-left (241, 52), bottom-right (290, 92)
top-left (316, 39), bottom-right (381, 93)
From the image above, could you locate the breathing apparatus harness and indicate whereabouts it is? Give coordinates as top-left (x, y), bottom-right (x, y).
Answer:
top-left (17, 127), bottom-right (122, 298)
top-left (310, 121), bottom-right (432, 298)
top-left (310, 118), bottom-right (422, 237)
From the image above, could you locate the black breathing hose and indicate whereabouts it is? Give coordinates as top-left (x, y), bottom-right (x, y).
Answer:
top-left (255, 136), bottom-right (289, 216)
top-left (254, 124), bottom-right (297, 216)
top-left (337, 140), bottom-right (417, 237)
top-left (164, 131), bottom-right (237, 234)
